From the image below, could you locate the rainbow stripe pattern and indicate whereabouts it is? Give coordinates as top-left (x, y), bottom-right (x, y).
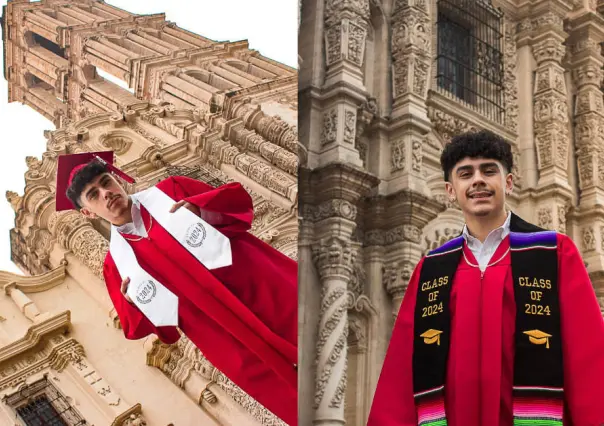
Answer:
top-left (415, 386), bottom-right (448, 426)
top-left (512, 386), bottom-right (564, 426)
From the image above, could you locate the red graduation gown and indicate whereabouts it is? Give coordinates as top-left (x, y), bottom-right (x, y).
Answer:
top-left (103, 176), bottom-right (297, 425)
top-left (367, 233), bottom-right (604, 426)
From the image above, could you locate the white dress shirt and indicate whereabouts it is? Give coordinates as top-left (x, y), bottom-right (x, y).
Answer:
top-left (461, 212), bottom-right (511, 272)
top-left (115, 197), bottom-right (148, 237)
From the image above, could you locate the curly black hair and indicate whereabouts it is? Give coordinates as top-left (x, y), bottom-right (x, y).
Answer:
top-left (66, 161), bottom-right (109, 210)
top-left (440, 129), bottom-right (513, 182)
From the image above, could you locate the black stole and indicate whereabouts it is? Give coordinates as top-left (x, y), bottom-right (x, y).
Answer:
top-left (412, 213), bottom-right (564, 425)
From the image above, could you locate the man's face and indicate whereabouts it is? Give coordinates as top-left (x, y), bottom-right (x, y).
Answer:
top-left (445, 157), bottom-right (513, 218)
top-left (78, 173), bottom-right (130, 224)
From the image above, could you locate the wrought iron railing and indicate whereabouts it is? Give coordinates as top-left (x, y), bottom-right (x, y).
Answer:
top-left (436, 0), bottom-right (505, 123)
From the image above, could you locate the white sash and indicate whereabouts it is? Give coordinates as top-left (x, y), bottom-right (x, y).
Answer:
top-left (109, 186), bottom-right (233, 327)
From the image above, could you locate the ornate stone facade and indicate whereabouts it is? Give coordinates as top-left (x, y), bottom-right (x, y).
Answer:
top-left (299, 0), bottom-right (603, 425)
top-left (1, 1), bottom-right (297, 425)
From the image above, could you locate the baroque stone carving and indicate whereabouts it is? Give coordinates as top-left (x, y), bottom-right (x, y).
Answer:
top-left (302, 199), bottom-right (357, 222)
top-left (99, 133), bottom-right (133, 155)
top-left (382, 260), bottom-right (414, 298)
top-left (538, 207), bottom-right (553, 230)
top-left (503, 18), bottom-right (519, 133)
top-left (582, 226), bottom-right (596, 251)
top-left (428, 107), bottom-right (475, 143)
top-left (344, 110), bottom-right (356, 144)
top-left (312, 237), bottom-right (356, 280)
top-left (558, 205), bottom-right (568, 234)
top-left (411, 139), bottom-right (422, 172)
top-left (347, 21), bottom-right (367, 66)
top-left (123, 414), bottom-right (147, 426)
top-left (321, 108), bottom-right (338, 146)
top-left (391, 139), bottom-right (405, 172)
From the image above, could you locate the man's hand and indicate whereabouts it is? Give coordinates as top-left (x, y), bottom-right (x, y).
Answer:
top-left (170, 200), bottom-right (201, 217)
top-left (121, 277), bottom-right (133, 304)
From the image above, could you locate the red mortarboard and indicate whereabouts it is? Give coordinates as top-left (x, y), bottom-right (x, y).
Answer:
top-left (55, 151), bottom-right (135, 211)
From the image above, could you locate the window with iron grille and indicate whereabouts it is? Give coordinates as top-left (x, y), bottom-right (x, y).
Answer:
top-left (165, 164), bottom-right (228, 188)
top-left (436, 0), bottom-right (505, 123)
top-left (3, 376), bottom-right (87, 426)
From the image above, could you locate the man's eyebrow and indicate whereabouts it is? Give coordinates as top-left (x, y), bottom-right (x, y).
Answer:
top-left (455, 162), bottom-right (499, 174)
top-left (455, 165), bottom-right (473, 174)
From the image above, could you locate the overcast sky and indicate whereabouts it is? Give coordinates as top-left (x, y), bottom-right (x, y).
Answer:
top-left (0, 0), bottom-right (297, 275)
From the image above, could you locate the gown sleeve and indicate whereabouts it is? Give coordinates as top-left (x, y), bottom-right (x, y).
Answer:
top-left (162, 176), bottom-right (253, 235)
top-left (557, 234), bottom-right (604, 426)
top-left (103, 253), bottom-right (181, 345)
top-left (366, 258), bottom-right (425, 426)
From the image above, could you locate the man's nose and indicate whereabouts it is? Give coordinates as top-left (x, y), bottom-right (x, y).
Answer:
top-left (471, 170), bottom-right (486, 185)
top-left (102, 188), bottom-right (112, 199)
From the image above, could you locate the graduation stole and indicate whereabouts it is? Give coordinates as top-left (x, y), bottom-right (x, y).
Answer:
top-left (412, 213), bottom-right (564, 425)
top-left (110, 186), bottom-right (232, 327)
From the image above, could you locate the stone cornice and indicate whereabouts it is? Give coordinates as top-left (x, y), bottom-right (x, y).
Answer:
top-left (299, 163), bottom-right (380, 205)
top-left (1, 263), bottom-right (66, 294)
top-left (0, 311), bottom-right (71, 364)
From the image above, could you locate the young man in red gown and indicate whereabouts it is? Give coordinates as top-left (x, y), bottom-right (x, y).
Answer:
top-left (56, 151), bottom-right (297, 426)
top-left (367, 131), bottom-right (604, 426)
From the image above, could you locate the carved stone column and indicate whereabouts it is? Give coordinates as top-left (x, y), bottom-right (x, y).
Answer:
top-left (48, 211), bottom-right (108, 279)
top-left (530, 10), bottom-right (571, 187)
top-left (228, 100), bottom-right (298, 154)
top-left (300, 163), bottom-right (378, 425)
top-left (311, 236), bottom-right (356, 425)
top-left (225, 120), bottom-right (298, 176)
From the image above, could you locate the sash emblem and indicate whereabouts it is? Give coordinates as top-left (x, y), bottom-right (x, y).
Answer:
top-left (185, 222), bottom-right (207, 248)
top-left (420, 329), bottom-right (443, 346)
top-left (136, 280), bottom-right (157, 305)
top-left (523, 329), bottom-right (552, 349)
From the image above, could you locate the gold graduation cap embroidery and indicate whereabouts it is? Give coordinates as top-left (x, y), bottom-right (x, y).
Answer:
top-left (523, 329), bottom-right (551, 349)
top-left (420, 329), bottom-right (443, 346)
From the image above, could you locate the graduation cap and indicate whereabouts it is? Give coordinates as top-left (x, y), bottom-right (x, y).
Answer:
top-left (420, 329), bottom-right (443, 346)
top-left (523, 329), bottom-right (551, 349)
top-left (55, 151), bottom-right (135, 211)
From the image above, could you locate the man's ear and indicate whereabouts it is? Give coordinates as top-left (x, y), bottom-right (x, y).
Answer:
top-left (80, 207), bottom-right (97, 219)
top-left (445, 181), bottom-right (455, 198)
top-left (505, 172), bottom-right (514, 195)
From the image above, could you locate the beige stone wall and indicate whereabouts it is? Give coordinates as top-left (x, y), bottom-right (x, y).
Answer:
top-left (299, 0), bottom-right (604, 425)
top-left (1, 0), bottom-right (298, 425)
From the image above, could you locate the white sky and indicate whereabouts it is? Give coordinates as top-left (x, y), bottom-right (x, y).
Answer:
top-left (0, 0), bottom-right (297, 275)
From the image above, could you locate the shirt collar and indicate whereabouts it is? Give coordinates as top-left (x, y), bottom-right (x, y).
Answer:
top-left (112, 197), bottom-right (146, 236)
top-left (462, 211), bottom-right (511, 247)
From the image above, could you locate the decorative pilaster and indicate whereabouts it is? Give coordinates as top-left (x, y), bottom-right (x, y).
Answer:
top-left (568, 24), bottom-right (604, 197)
top-left (566, 9), bottom-right (604, 294)
top-left (390, 0), bottom-right (431, 122)
top-left (311, 236), bottom-right (356, 425)
top-left (323, 0), bottom-right (370, 88)
top-left (530, 10), bottom-right (571, 186)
